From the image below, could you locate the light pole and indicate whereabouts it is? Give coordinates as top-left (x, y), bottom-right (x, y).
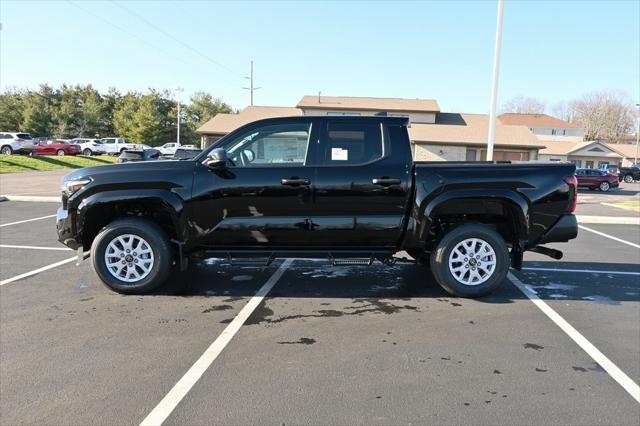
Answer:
top-left (175, 86), bottom-right (184, 145)
top-left (242, 61), bottom-right (261, 106)
top-left (635, 103), bottom-right (639, 165)
top-left (486, 0), bottom-right (504, 161)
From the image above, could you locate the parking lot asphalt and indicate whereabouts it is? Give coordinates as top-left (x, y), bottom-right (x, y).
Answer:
top-left (0, 200), bottom-right (639, 425)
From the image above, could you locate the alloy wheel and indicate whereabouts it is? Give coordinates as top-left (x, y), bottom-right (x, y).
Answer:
top-left (448, 238), bottom-right (497, 286)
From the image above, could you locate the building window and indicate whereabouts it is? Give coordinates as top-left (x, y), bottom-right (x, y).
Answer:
top-left (326, 112), bottom-right (361, 116)
top-left (465, 149), bottom-right (477, 161)
top-left (585, 161), bottom-right (594, 168)
top-left (480, 150), bottom-right (530, 161)
top-left (551, 129), bottom-right (556, 135)
top-left (570, 159), bottom-right (582, 168)
top-left (598, 161), bottom-right (609, 167)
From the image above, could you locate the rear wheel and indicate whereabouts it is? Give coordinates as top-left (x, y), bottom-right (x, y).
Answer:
top-left (430, 224), bottom-right (509, 298)
top-left (623, 174), bottom-right (633, 183)
top-left (91, 218), bottom-right (173, 294)
top-left (83, 148), bottom-right (92, 156)
top-left (599, 181), bottom-right (610, 192)
top-left (1, 145), bottom-right (12, 155)
top-left (57, 149), bottom-right (65, 156)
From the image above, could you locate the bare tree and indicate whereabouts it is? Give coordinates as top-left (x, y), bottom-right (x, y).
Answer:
top-left (570, 91), bottom-right (635, 143)
top-left (551, 101), bottom-right (574, 122)
top-left (501, 96), bottom-right (546, 114)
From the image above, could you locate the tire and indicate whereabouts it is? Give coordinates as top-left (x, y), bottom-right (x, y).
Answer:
top-left (83, 148), bottom-right (92, 156)
top-left (623, 174), bottom-right (633, 183)
top-left (57, 149), bottom-right (65, 156)
top-left (91, 218), bottom-right (173, 294)
top-left (599, 181), bottom-right (610, 192)
top-left (430, 224), bottom-right (509, 298)
top-left (1, 145), bottom-right (12, 155)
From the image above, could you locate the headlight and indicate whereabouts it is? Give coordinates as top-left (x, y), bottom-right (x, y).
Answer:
top-left (62, 178), bottom-right (91, 195)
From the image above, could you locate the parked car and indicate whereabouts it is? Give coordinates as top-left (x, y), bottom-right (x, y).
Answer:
top-left (0, 132), bottom-right (36, 155)
top-left (57, 116), bottom-right (578, 296)
top-left (35, 139), bottom-right (81, 156)
top-left (116, 148), bottom-right (162, 163)
top-left (576, 168), bottom-right (619, 191)
top-left (158, 143), bottom-right (199, 156)
top-left (70, 138), bottom-right (107, 156)
top-left (173, 147), bottom-right (202, 160)
top-left (599, 164), bottom-right (640, 183)
top-left (101, 137), bottom-right (139, 155)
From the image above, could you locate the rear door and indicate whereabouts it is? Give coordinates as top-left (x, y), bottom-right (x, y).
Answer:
top-left (311, 119), bottom-right (412, 247)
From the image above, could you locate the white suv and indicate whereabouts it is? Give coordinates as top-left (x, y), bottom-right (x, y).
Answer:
top-left (158, 143), bottom-right (199, 156)
top-left (69, 138), bottom-right (108, 156)
top-left (0, 132), bottom-right (36, 155)
top-left (100, 137), bottom-right (139, 155)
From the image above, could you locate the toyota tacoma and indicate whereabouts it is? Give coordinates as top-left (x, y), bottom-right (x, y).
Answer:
top-left (56, 116), bottom-right (578, 297)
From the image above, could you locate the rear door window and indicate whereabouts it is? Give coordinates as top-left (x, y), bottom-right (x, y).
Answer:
top-left (16, 133), bottom-right (32, 140)
top-left (319, 121), bottom-right (382, 165)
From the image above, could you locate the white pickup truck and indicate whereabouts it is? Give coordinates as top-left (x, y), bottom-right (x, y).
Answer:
top-left (101, 137), bottom-right (139, 155)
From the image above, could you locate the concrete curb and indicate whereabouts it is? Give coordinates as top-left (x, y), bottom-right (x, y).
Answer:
top-left (0, 195), bottom-right (60, 203)
top-left (577, 215), bottom-right (640, 225)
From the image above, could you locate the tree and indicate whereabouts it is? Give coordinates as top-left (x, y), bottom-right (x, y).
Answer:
top-left (0, 89), bottom-right (25, 131)
top-left (113, 93), bottom-right (140, 141)
top-left (501, 96), bottom-right (546, 114)
top-left (551, 101), bottom-right (573, 122)
top-left (570, 91), bottom-right (634, 143)
top-left (183, 92), bottom-right (232, 144)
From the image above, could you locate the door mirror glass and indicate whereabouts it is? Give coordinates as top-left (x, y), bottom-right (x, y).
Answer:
top-left (242, 149), bottom-right (255, 163)
top-left (205, 148), bottom-right (229, 168)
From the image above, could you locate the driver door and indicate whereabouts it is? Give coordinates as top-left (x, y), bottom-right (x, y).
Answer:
top-left (191, 118), bottom-right (319, 248)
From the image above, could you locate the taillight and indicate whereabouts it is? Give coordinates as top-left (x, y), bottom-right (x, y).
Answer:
top-left (564, 175), bottom-right (577, 213)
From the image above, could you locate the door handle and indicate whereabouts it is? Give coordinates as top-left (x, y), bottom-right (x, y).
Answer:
top-left (372, 177), bottom-right (401, 186)
top-left (281, 177), bottom-right (311, 186)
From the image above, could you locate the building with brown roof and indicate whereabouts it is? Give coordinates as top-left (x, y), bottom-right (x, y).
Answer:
top-left (197, 95), bottom-right (545, 161)
top-left (537, 139), bottom-right (634, 168)
top-left (499, 113), bottom-right (584, 138)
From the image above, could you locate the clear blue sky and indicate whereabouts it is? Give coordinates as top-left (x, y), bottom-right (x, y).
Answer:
top-left (1, 0), bottom-right (638, 113)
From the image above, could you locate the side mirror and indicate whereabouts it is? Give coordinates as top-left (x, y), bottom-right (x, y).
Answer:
top-left (205, 148), bottom-right (229, 168)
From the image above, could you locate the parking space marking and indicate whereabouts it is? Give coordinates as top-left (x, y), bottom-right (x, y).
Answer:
top-left (0, 244), bottom-right (72, 251)
top-left (508, 272), bottom-right (640, 403)
top-left (578, 225), bottom-right (640, 249)
top-left (0, 256), bottom-right (77, 286)
top-left (0, 214), bottom-right (56, 228)
top-left (139, 258), bottom-right (294, 426)
top-left (523, 267), bottom-right (640, 276)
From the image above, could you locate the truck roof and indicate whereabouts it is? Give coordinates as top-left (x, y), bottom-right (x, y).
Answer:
top-left (246, 115), bottom-right (410, 126)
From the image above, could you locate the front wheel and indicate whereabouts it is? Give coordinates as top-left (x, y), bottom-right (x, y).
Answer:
top-left (430, 224), bottom-right (509, 298)
top-left (91, 218), bottom-right (173, 294)
top-left (57, 149), bottom-right (65, 156)
top-left (1, 146), bottom-right (12, 155)
top-left (599, 181), bottom-right (610, 192)
top-left (83, 148), bottom-right (92, 156)
top-left (623, 174), bottom-right (633, 183)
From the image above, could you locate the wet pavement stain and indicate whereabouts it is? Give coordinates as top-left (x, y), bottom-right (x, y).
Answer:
top-left (535, 368), bottom-right (548, 372)
top-left (220, 318), bottom-right (233, 324)
top-left (277, 337), bottom-right (316, 345)
top-left (493, 370), bottom-right (502, 374)
top-left (79, 297), bottom-right (94, 302)
top-left (222, 296), bottom-right (245, 303)
top-left (523, 343), bottom-right (545, 351)
top-left (202, 304), bottom-right (233, 313)
top-left (244, 299), bottom-right (420, 326)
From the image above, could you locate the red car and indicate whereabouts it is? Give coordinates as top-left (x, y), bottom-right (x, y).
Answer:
top-left (35, 140), bottom-right (81, 156)
top-left (575, 168), bottom-right (619, 192)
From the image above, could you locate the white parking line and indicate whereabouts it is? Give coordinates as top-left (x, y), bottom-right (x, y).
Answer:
top-left (508, 272), bottom-right (640, 403)
top-left (0, 244), bottom-right (72, 251)
top-left (523, 267), bottom-right (640, 276)
top-left (578, 225), bottom-right (640, 249)
top-left (0, 256), bottom-right (77, 286)
top-left (140, 258), bottom-right (293, 426)
top-left (0, 214), bottom-right (56, 228)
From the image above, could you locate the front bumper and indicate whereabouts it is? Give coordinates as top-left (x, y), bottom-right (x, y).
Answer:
top-left (537, 214), bottom-right (578, 244)
top-left (56, 207), bottom-right (82, 250)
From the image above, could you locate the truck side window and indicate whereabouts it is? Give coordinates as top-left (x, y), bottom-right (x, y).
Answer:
top-left (225, 123), bottom-right (311, 167)
top-left (321, 121), bottom-right (382, 165)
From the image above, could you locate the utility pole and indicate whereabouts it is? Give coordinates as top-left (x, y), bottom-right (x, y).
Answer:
top-left (242, 60), bottom-right (261, 106)
top-left (635, 103), bottom-right (639, 165)
top-left (175, 86), bottom-right (184, 145)
top-left (486, 0), bottom-right (504, 161)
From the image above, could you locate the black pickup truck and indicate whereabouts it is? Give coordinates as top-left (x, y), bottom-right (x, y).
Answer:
top-left (57, 116), bottom-right (578, 297)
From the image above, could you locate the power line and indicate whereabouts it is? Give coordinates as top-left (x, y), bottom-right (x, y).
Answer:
top-left (109, 0), bottom-right (244, 79)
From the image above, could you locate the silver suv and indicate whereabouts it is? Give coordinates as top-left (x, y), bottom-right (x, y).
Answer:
top-left (0, 132), bottom-right (36, 155)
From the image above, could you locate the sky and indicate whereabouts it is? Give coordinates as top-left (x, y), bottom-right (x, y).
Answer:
top-left (1, 0), bottom-right (638, 113)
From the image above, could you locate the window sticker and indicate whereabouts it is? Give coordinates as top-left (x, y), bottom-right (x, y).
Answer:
top-left (331, 147), bottom-right (348, 161)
